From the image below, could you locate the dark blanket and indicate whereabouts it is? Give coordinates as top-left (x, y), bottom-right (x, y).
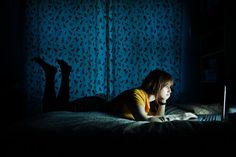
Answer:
top-left (3, 106), bottom-right (236, 156)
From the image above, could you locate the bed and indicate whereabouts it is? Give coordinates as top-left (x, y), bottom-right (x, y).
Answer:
top-left (3, 97), bottom-right (236, 156)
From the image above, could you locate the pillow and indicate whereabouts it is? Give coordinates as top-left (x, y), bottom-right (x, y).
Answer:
top-left (192, 103), bottom-right (221, 115)
top-left (176, 103), bottom-right (221, 115)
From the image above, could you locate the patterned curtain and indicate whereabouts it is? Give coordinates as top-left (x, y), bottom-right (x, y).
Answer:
top-left (108, 0), bottom-right (183, 98)
top-left (23, 0), bottom-right (183, 113)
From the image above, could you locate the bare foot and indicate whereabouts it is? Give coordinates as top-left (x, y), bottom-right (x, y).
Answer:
top-left (33, 57), bottom-right (57, 76)
top-left (56, 59), bottom-right (72, 74)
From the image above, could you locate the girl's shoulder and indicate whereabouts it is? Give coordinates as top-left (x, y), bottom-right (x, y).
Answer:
top-left (132, 88), bottom-right (148, 98)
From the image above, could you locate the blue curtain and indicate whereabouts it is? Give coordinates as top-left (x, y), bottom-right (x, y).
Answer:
top-left (23, 0), bottom-right (183, 113)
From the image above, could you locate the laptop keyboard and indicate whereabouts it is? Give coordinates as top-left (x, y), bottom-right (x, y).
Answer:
top-left (198, 114), bottom-right (222, 122)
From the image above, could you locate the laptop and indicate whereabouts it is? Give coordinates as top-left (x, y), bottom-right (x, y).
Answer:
top-left (197, 85), bottom-right (227, 122)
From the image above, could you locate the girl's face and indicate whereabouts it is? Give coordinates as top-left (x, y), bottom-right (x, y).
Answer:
top-left (158, 82), bottom-right (172, 100)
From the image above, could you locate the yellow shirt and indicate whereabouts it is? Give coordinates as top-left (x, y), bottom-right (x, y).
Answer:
top-left (109, 88), bottom-right (150, 120)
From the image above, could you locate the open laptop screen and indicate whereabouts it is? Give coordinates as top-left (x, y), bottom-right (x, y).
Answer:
top-left (222, 85), bottom-right (226, 121)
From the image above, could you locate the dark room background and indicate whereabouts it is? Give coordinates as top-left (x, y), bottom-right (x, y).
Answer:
top-left (3, 0), bottom-right (233, 123)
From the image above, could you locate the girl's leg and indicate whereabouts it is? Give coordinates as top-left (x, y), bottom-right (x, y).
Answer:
top-left (56, 59), bottom-right (73, 111)
top-left (33, 57), bottom-right (57, 112)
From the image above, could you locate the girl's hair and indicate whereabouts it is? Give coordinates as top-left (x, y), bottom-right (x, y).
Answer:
top-left (141, 68), bottom-right (173, 95)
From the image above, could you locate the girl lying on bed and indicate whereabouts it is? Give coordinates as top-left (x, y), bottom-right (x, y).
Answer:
top-left (33, 57), bottom-right (197, 122)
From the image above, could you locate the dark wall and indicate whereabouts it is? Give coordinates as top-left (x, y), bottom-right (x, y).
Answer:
top-left (225, 1), bottom-right (236, 104)
top-left (189, 0), bottom-right (235, 104)
top-left (2, 0), bottom-right (26, 124)
top-left (179, 0), bottom-right (200, 103)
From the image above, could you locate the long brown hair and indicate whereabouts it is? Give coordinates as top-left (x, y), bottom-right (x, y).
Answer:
top-left (141, 68), bottom-right (173, 95)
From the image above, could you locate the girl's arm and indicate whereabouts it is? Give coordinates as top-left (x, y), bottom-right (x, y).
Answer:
top-left (148, 99), bottom-right (166, 117)
top-left (155, 98), bottom-right (167, 116)
top-left (156, 104), bottom-right (166, 117)
top-left (129, 103), bottom-right (165, 122)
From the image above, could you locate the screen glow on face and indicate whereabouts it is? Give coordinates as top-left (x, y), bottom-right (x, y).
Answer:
top-left (158, 83), bottom-right (172, 100)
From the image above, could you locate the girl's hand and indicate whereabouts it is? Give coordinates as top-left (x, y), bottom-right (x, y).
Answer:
top-left (149, 116), bottom-right (168, 122)
top-left (182, 112), bottom-right (198, 120)
top-left (157, 97), bottom-right (167, 104)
